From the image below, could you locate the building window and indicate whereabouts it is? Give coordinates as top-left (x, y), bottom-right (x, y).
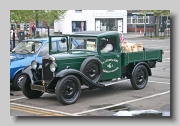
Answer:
top-left (95, 18), bottom-right (122, 32)
top-left (75, 10), bottom-right (82, 12)
top-left (127, 16), bottom-right (149, 24)
top-left (72, 21), bottom-right (86, 32)
top-left (127, 16), bottom-right (131, 24)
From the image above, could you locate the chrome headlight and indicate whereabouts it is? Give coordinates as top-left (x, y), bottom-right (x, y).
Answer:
top-left (31, 60), bottom-right (39, 69)
top-left (50, 62), bottom-right (57, 72)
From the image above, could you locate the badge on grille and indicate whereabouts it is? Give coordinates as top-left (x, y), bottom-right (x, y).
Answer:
top-left (45, 63), bottom-right (49, 67)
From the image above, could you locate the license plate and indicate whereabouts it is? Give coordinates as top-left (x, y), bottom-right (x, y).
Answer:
top-left (31, 85), bottom-right (45, 92)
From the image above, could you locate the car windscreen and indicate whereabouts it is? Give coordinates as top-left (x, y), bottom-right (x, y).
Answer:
top-left (69, 37), bottom-right (97, 52)
top-left (11, 41), bottom-right (42, 54)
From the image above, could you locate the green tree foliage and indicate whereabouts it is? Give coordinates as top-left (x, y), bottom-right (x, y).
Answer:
top-left (140, 10), bottom-right (170, 36)
top-left (10, 10), bottom-right (67, 25)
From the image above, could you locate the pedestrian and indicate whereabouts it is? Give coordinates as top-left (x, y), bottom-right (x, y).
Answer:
top-left (31, 23), bottom-right (36, 38)
top-left (10, 29), bottom-right (13, 51)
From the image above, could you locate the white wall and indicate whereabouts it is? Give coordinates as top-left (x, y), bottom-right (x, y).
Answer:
top-left (54, 10), bottom-right (127, 34)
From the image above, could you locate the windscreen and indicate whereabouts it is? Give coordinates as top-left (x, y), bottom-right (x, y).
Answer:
top-left (69, 37), bottom-right (97, 52)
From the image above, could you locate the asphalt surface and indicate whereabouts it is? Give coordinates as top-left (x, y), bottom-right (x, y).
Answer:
top-left (10, 38), bottom-right (170, 117)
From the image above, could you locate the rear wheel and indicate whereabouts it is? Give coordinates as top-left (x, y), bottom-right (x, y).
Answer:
top-left (21, 74), bottom-right (44, 99)
top-left (56, 75), bottom-right (81, 105)
top-left (130, 65), bottom-right (148, 90)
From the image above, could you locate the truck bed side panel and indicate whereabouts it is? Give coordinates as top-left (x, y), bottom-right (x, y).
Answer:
top-left (121, 49), bottom-right (163, 66)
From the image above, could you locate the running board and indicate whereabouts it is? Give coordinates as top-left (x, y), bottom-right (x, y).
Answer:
top-left (99, 78), bottom-right (129, 86)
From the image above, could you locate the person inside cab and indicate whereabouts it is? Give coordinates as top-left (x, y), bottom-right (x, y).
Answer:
top-left (100, 38), bottom-right (113, 53)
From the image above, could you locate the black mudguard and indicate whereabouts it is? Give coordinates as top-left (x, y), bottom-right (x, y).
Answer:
top-left (132, 62), bottom-right (152, 76)
top-left (56, 69), bottom-right (105, 88)
top-left (22, 65), bottom-right (42, 85)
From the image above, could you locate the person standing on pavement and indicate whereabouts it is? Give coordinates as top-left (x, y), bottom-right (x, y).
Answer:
top-left (10, 29), bottom-right (13, 51)
top-left (31, 23), bottom-right (36, 38)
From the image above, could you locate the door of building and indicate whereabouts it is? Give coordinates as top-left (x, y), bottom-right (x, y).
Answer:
top-left (95, 20), bottom-right (100, 31)
top-left (118, 20), bottom-right (123, 33)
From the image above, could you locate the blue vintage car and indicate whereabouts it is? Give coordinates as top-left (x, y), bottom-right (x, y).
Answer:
top-left (10, 37), bottom-right (84, 90)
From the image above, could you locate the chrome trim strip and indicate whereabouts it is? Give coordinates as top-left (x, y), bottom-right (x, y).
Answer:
top-left (43, 54), bottom-right (55, 61)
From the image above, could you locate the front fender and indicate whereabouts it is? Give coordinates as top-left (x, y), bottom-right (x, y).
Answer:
top-left (56, 69), bottom-right (104, 87)
top-left (22, 65), bottom-right (42, 84)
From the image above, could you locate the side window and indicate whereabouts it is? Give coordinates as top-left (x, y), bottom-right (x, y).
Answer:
top-left (86, 39), bottom-right (96, 51)
top-left (100, 36), bottom-right (117, 53)
top-left (51, 41), bottom-right (57, 51)
top-left (38, 43), bottom-right (49, 56)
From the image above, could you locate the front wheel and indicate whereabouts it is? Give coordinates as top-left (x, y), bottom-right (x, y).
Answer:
top-left (21, 74), bottom-right (44, 99)
top-left (12, 72), bottom-right (25, 91)
top-left (56, 75), bottom-right (81, 105)
top-left (130, 65), bottom-right (148, 90)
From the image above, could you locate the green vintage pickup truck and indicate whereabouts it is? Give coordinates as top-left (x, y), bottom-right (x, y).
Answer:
top-left (21, 31), bottom-right (163, 105)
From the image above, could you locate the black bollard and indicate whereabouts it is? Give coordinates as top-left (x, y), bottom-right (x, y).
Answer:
top-left (48, 25), bottom-right (50, 37)
top-left (13, 30), bottom-right (15, 48)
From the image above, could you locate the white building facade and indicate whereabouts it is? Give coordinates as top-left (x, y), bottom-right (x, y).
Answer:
top-left (54, 10), bottom-right (127, 34)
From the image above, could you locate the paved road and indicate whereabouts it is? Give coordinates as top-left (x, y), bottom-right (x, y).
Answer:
top-left (10, 38), bottom-right (170, 116)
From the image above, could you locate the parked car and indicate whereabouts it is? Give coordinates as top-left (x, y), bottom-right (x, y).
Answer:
top-left (10, 37), bottom-right (84, 90)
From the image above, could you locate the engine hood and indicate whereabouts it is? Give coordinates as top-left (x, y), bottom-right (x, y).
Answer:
top-left (50, 51), bottom-right (98, 61)
top-left (10, 53), bottom-right (34, 62)
top-left (42, 51), bottom-right (99, 73)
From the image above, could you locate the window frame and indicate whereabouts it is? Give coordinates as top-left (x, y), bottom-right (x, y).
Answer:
top-left (127, 16), bottom-right (149, 24)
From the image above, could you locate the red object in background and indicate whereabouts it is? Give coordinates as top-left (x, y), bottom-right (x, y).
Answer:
top-left (120, 33), bottom-right (124, 43)
top-left (94, 44), bottom-right (96, 48)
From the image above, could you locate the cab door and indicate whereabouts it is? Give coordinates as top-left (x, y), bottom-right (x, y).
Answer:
top-left (99, 36), bottom-right (121, 80)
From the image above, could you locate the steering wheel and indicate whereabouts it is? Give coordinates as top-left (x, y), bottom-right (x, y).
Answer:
top-left (21, 49), bottom-right (31, 53)
top-left (77, 45), bottom-right (84, 49)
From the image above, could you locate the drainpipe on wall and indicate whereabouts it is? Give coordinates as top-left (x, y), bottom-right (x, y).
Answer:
top-left (144, 12), bottom-right (146, 36)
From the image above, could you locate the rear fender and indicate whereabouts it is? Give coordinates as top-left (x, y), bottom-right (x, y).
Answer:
top-left (132, 62), bottom-right (152, 76)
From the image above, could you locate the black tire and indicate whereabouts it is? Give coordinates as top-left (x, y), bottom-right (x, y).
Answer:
top-left (130, 65), bottom-right (148, 90)
top-left (56, 75), bottom-right (81, 105)
top-left (80, 57), bottom-right (103, 86)
top-left (21, 74), bottom-right (44, 99)
top-left (12, 72), bottom-right (26, 91)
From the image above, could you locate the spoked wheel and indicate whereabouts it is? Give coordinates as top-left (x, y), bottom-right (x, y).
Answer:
top-left (21, 74), bottom-right (44, 99)
top-left (56, 75), bottom-right (81, 105)
top-left (130, 65), bottom-right (148, 90)
top-left (80, 57), bottom-right (103, 86)
top-left (12, 72), bottom-right (26, 91)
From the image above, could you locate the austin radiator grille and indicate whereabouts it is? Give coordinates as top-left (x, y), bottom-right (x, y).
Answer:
top-left (42, 59), bottom-right (53, 80)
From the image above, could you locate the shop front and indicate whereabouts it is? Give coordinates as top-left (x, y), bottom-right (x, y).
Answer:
top-left (54, 10), bottom-right (127, 34)
top-left (95, 18), bottom-right (123, 32)
top-left (92, 10), bottom-right (127, 33)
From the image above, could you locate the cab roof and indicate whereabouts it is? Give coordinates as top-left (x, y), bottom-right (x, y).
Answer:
top-left (70, 31), bottom-right (120, 37)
